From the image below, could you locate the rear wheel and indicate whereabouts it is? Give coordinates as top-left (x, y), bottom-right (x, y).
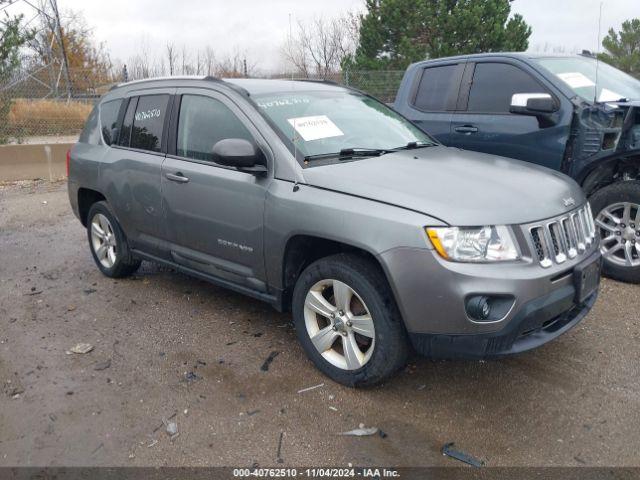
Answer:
top-left (292, 254), bottom-right (409, 387)
top-left (589, 181), bottom-right (640, 284)
top-left (87, 201), bottom-right (141, 278)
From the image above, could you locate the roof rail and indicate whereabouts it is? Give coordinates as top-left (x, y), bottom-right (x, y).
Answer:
top-left (110, 75), bottom-right (221, 91)
top-left (295, 78), bottom-right (342, 87)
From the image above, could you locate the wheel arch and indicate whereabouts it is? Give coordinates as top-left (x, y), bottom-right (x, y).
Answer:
top-left (77, 188), bottom-right (106, 226)
top-left (279, 234), bottom-right (396, 314)
top-left (580, 152), bottom-right (640, 197)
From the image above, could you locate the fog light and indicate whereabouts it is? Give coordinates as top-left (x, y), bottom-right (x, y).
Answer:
top-left (466, 296), bottom-right (491, 321)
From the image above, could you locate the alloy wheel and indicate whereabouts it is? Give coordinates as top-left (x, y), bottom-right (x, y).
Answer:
top-left (303, 279), bottom-right (375, 371)
top-left (90, 213), bottom-right (117, 268)
top-left (595, 202), bottom-right (640, 267)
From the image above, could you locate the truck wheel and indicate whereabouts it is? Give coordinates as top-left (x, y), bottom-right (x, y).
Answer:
top-left (292, 253), bottom-right (409, 387)
top-left (87, 201), bottom-right (141, 278)
top-left (589, 181), bottom-right (640, 284)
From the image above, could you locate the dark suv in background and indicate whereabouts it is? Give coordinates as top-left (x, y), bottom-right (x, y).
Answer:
top-left (395, 53), bottom-right (640, 283)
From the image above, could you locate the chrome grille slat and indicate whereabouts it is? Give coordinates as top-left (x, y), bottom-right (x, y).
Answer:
top-left (527, 204), bottom-right (596, 268)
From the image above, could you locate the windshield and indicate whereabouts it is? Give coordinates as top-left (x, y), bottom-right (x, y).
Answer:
top-left (253, 89), bottom-right (435, 161)
top-left (536, 56), bottom-right (640, 102)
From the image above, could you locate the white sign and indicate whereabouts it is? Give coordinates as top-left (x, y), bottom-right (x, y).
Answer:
top-left (557, 72), bottom-right (595, 89)
top-left (287, 115), bottom-right (344, 141)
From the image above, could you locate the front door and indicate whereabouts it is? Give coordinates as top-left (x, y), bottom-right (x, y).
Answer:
top-left (161, 90), bottom-right (271, 292)
top-left (450, 61), bottom-right (567, 171)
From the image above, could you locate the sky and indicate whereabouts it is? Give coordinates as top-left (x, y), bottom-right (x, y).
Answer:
top-left (5, 0), bottom-right (639, 72)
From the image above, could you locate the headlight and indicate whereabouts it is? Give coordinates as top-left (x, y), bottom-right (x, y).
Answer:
top-left (426, 226), bottom-right (519, 262)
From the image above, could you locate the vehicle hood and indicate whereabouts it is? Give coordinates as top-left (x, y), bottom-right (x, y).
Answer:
top-left (301, 146), bottom-right (585, 226)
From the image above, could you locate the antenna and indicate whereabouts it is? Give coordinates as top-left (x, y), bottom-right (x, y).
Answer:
top-left (594, 1), bottom-right (603, 103)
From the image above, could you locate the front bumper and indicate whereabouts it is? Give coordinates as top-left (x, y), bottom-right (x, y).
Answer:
top-left (380, 244), bottom-right (601, 359)
top-left (409, 286), bottom-right (597, 359)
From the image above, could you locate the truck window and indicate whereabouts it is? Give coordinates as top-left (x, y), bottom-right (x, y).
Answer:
top-left (467, 63), bottom-right (546, 113)
top-left (413, 65), bottom-right (460, 111)
top-left (100, 99), bottom-right (122, 146)
top-left (177, 95), bottom-right (253, 162)
top-left (130, 94), bottom-right (170, 152)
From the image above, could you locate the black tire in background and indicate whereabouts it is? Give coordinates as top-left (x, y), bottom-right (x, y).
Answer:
top-left (589, 181), bottom-right (640, 284)
top-left (86, 201), bottom-right (141, 278)
top-left (292, 253), bottom-right (409, 387)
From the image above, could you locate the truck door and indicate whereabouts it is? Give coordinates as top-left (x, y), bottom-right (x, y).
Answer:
top-left (450, 61), bottom-right (568, 171)
top-left (396, 62), bottom-right (464, 144)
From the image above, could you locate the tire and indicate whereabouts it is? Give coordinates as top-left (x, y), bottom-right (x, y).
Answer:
top-left (589, 181), bottom-right (640, 284)
top-left (292, 253), bottom-right (409, 387)
top-left (86, 201), bottom-right (141, 278)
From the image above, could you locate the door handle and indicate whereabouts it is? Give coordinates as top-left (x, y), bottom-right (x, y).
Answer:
top-left (454, 125), bottom-right (479, 134)
top-left (165, 172), bottom-right (190, 183)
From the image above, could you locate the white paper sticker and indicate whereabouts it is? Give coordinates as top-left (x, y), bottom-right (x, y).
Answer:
top-left (557, 72), bottom-right (595, 89)
top-left (598, 88), bottom-right (623, 102)
top-left (287, 115), bottom-right (344, 141)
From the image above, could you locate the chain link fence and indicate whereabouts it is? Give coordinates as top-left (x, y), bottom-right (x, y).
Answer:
top-left (0, 67), bottom-right (404, 144)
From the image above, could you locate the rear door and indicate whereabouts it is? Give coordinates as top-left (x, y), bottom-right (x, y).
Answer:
top-left (398, 62), bottom-right (465, 144)
top-left (161, 88), bottom-right (271, 292)
top-left (450, 60), bottom-right (566, 170)
top-left (101, 90), bottom-right (173, 257)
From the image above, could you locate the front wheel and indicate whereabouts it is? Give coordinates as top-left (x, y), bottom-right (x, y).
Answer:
top-left (589, 181), bottom-right (640, 284)
top-left (292, 254), bottom-right (409, 387)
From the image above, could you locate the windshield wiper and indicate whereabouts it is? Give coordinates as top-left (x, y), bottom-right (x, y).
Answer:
top-left (304, 148), bottom-right (387, 162)
top-left (303, 142), bottom-right (437, 162)
top-left (388, 141), bottom-right (437, 151)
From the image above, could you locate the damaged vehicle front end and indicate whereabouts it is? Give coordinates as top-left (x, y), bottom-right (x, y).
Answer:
top-left (537, 56), bottom-right (640, 282)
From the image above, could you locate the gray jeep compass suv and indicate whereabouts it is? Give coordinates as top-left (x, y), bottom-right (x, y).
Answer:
top-left (68, 77), bottom-right (601, 387)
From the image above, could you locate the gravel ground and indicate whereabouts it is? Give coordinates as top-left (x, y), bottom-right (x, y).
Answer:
top-left (0, 180), bottom-right (639, 468)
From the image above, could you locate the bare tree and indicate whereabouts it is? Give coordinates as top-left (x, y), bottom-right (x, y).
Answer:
top-left (214, 48), bottom-right (256, 77)
top-left (281, 14), bottom-right (359, 78)
top-left (166, 42), bottom-right (176, 75)
top-left (203, 46), bottom-right (216, 76)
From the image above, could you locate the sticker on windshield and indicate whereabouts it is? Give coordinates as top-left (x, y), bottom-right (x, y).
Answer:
top-left (557, 72), bottom-right (595, 89)
top-left (287, 115), bottom-right (344, 141)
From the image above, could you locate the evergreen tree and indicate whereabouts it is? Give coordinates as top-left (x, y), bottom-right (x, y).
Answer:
top-left (345, 0), bottom-right (531, 70)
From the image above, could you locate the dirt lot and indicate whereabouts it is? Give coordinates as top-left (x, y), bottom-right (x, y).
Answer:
top-left (0, 180), bottom-right (639, 468)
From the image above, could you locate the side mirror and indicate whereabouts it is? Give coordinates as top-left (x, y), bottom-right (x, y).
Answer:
top-left (212, 138), bottom-right (267, 174)
top-left (510, 93), bottom-right (558, 115)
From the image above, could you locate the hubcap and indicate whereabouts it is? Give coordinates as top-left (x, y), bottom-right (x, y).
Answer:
top-left (596, 202), bottom-right (640, 267)
top-left (303, 279), bottom-right (375, 371)
top-left (90, 213), bottom-right (117, 268)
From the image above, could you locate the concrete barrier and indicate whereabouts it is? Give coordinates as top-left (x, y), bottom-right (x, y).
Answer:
top-left (0, 143), bottom-right (73, 182)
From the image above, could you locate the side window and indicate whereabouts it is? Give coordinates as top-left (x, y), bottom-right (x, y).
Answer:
top-left (467, 63), bottom-right (547, 113)
top-left (79, 105), bottom-right (101, 145)
top-left (130, 94), bottom-right (170, 152)
top-left (413, 64), bottom-right (460, 111)
top-left (118, 97), bottom-right (137, 147)
top-left (100, 99), bottom-right (122, 146)
top-left (177, 95), bottom-right (253, 162)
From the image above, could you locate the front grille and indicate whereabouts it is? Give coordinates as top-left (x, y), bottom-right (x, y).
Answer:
top-left (527, 204), bottom-right (596, 268)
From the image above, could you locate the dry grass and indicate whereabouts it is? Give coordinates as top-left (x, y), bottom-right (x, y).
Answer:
top-left (7, 99), bottom-right (93, 138)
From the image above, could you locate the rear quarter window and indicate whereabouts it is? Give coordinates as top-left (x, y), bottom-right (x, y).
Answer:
top-left (100, 99), bottom-right (123, 146)
top-left (78, 105), bottom-right (101, 145)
